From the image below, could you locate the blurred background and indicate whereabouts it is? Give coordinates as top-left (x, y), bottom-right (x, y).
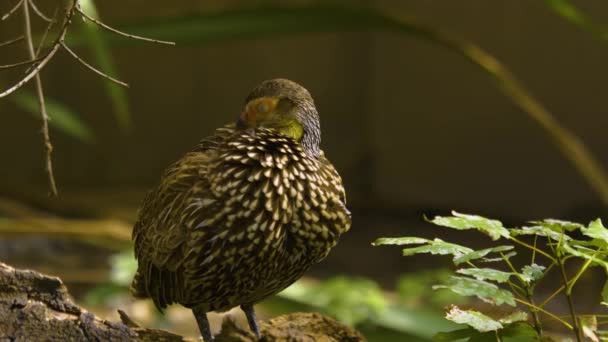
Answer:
top-left (1, 0), bottom-right (607, 340)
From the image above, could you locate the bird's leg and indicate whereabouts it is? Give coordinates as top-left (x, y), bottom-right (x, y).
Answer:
top-left (241, 303), bottom-right (262, 339)
top-left (192, 307), bottom-right (214, 342)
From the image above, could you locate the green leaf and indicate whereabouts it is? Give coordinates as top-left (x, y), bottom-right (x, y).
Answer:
top-left (543, 0), bottom-right (608, 42)
top-left (454, 245), bottom-right (514, 265)
top-left (602, 279), bottom-right (608, 303)
top-left (372, 237), bottom-right (428, 246)
top-left (498, 311), bottom-right (528, 324)
top-left (529, 219), bottom-right (583, 232)
top-left (519, 264), bottom-right (546, 284)
top-left (511, 225), bottom-right (571, 241)
top-left (402, 238), bottom-right (474, 258)
top-left (562, 243), bottom-right (608, 272)
top-left (500, 322), bottom-right (539, 341)
top-left (110, 249), bottom-right (137, 286)
top-left (78, 0), bottom-right (131, 130)
top-left (581, 219), bottom-right (608, 245)
top-left (11, 92), bottom-right (95, 143)
top-left (433, 328), bottom-right (478, 341)
top-left (456, 268), bottom-right (512, 283)
top-left (429, 211), bottom-right (509, 240)
top-left (445, 305), bottom-right (502, 332)
top-left (434, 276), bottom-right (516, 306)
top-left (279, 277), bottom-right (387, 326)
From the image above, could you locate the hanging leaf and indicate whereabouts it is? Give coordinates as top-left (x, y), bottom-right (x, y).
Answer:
top-left (454, 245), bottom-right (514, 265)
top-left (456, 268), bottom-right (512, 283)
top-left (429, 212), bottom-right (509, 240)
top-left (11, 92), bottom-right (95, 143)
top-left (402, 239), bottom-right (474, 258)
top-left (445, 305), bottom-right (502, 332)
top-left (519, 264), bottom-right (546, 284)
top-left (433, 276), bottom-right (516, 307)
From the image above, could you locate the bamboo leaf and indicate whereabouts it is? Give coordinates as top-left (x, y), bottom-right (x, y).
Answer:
top-left (372, 237), bottom-right (428, 246)
top-left (78, 0), bottom-right (131, 130)
top-left (64, 5), bottom-right (608, 204)
top-left (11, 92), bottom-right (94, 143)
top-left (543, 0), bottom-right (608, 42)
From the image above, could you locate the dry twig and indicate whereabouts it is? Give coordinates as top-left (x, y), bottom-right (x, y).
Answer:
top-left (1, 0), bottom-right (23, 21)
top-left (27, 0), bottom-right (51, 22)
top-left (77, 6), bottom-right (175, 45)
top-left (61, 42), bottom-right (129, 87)
top-left (0, 35), bottom-right (24, 47)
top-left (0, 57), bottom-right (42, 69)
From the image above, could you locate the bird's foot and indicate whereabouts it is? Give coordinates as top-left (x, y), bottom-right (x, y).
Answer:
top-left (241, 303), bottom-right (262, 340)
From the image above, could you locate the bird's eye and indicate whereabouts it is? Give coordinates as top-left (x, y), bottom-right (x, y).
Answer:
top-left (256, 102), bottom-right (269, 113)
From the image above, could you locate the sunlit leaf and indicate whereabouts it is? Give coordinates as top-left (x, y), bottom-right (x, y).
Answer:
top-left (433, 327), bottom-right (477, 341)
top-left (445, 305), bottom-right (502, 332)
top-left (562, 243), bottom-right (608, 272)
top-left (78, 0), bottom-right (131, 130)
top-left (479, 251), bottom-right (517, 264)
top-left (543, 0), bottom-right (608, 42)
top-left (11, 92), bottom-right (94, 143)
top-left (580, 315), bottom-right (599, 342)
top-left (511, 225), bottom-right (570, 241)
top-left (110, 249), bottom-right (137, 286)
top-left (498, 311), bottom-right (528, 324)
top-left (279, 277), bottom-right (387, 326)
top-left (434, 276), bottom-right (516, 306)
top-left (456, 268), bottom-right (512, 283)
top-left (529, 219), bottom-right (583, 232)
top-left (429, 211), bottom-right (509, 240)
top-left (402, 238), bottom-right (473, 258)
top-left (372, 236), bottom-right (428, 246)
top-left (581, 219), bottom-right (608, 245)
top-left (454, 245), bottom-right (514, 265)
top-left (519, 264), bottom-right (546, 284)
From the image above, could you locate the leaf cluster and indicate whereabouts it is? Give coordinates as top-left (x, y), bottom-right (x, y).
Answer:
top-left (374, 211), bottom-right (608, 341)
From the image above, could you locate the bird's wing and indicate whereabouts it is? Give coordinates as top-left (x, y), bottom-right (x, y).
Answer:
top-left (132, 125), bottom-right (235, 271)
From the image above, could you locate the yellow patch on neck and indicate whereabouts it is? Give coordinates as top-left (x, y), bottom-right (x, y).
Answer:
top-left (278, 119), bottom-right (304, 141)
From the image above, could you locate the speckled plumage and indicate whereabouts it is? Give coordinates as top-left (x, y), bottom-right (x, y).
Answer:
top-left (130, 79), bottom-right (351, 340)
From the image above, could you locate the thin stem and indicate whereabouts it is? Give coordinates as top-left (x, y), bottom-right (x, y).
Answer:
top-left (27, 0), bottom-right (51, 22)
top-left (1, 0), bottom-right (23, 21)
top-left (558, 259), bottom-right (582, 341)
top-left (76, 7), bottom-right (175, 45)
top-left (514, 298), bottom-right (573, 330)
top-left (532, 235), bottom-right (538, 264)
top-left (22, 0), bottom-right (57, 196)
top-left (0, 57), bottom-right (42, 69)
top-left (567, 251), bottom-right (598, 294)
top-left (0, 35), bottom-right (24, 47)
top-left (60, 42), bottom-right (129, 87)
top-left (539, 284), bottom-right (565, 308)
top-left (510, 237), bottom-right (557, 263)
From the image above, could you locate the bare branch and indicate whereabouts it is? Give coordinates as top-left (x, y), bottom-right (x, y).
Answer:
top-left (27, 0), bottom-right (51, 22)
top-left (0, 57), bottom-right (42, 69)
top-left (0, 1), bottom-right (78, 98)
top-left (1, 0), bottom-right (24, 21)
top-left (76, 7), bottom-right (175, 46)
top-left (60, 42), bottom-right (129, 87)
top-left (23, 0), bottom-right (57, 196)
top-left (0, 35), bottom-right (24, 48)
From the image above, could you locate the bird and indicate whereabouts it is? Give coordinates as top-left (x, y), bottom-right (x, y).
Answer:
top-left (130, 78), bottom-right (351, 341)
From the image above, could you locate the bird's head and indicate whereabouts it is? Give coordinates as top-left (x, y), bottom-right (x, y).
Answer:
top-left (237, 79), bottom-right (321, 155)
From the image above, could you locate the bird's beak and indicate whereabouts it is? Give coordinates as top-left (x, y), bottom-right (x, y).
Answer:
top-left (237, 109), bottom-right (255, 129)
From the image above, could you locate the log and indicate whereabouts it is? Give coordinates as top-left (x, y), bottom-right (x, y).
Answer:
top-left (0, 262), bottom-right (365, 341)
